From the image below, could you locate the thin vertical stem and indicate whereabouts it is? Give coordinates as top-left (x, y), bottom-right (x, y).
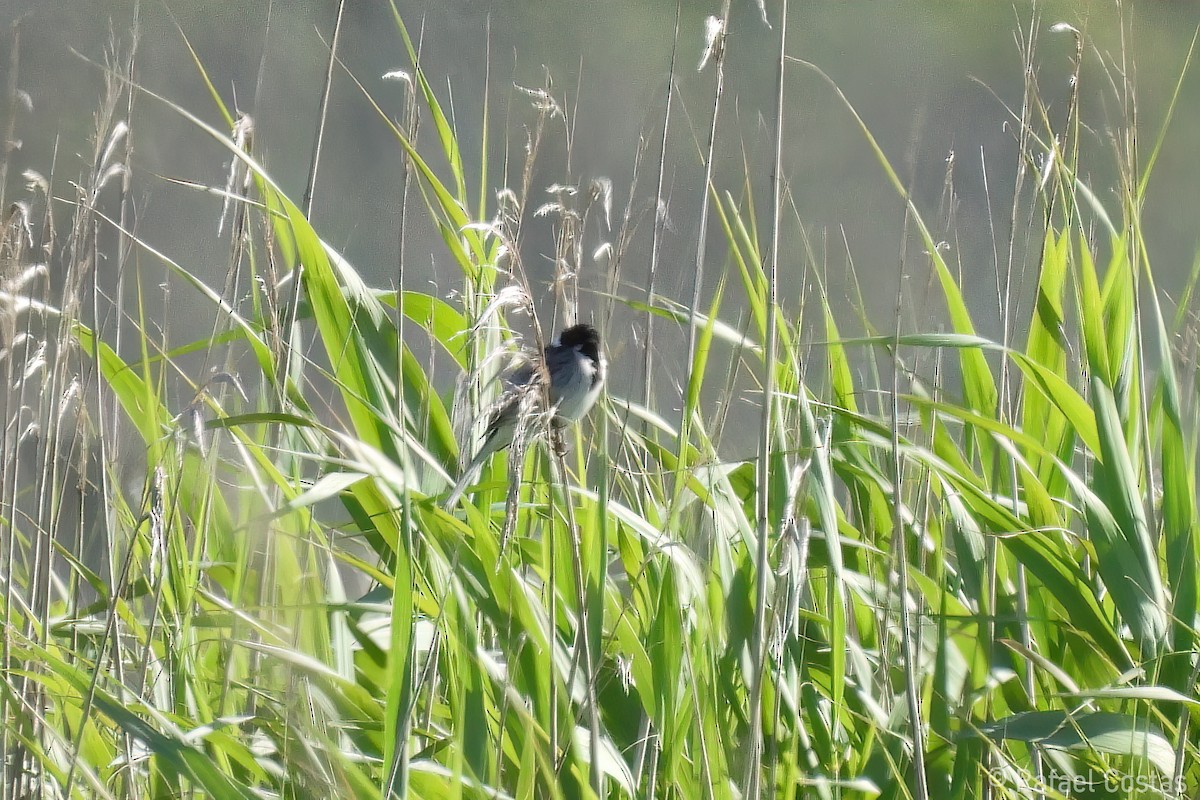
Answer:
top-left (892, 275), bottom-right (929, 800)
top-left (677, 0), bottom-right (731, 483)
top-left (0, 19), bottom-right (21, 215)
top-left (383, 40), bottom-right (420, 800)
top-left (744, 3), bottom-right (786, 797)
top-left (302, 0), bottom-right (347, 219)
top-left (642, 3), bottom-right (680, 411)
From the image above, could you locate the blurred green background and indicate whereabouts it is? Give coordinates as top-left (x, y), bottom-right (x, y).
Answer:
top-left (2, 1), bottom-right (1197, 354)
top-left (2, 5), bottom-right (1199, 795)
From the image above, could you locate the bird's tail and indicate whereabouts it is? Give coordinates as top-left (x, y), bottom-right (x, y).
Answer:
top-left (443, 435), bottom-right (504, 509)
top-left (443, 467), bottom-right (477, 510)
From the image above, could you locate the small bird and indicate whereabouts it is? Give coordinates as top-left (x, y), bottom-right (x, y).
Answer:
top-left (445, 323), bottom-right (606, 508)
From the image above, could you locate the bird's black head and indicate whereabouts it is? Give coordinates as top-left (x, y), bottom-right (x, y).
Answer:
top-left (557, 323), bottom-right (601, 363)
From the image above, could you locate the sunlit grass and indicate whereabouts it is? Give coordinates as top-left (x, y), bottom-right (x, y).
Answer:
top-left (1, 6), bottom-right (1199, 800)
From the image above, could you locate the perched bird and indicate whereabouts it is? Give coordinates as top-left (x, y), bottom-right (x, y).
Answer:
top-left (445, 323), bottom-right (606, 508)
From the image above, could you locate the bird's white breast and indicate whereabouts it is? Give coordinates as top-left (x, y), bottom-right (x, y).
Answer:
top-left (552, 349), bottom-right (605, 422)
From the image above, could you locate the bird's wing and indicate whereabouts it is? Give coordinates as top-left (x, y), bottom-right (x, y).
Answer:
top-left (504, 362), bottom-right (537, 390)
top-left (445, 355), bottom-right (546, 509)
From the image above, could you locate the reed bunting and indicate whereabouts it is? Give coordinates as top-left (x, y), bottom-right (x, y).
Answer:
top-left (445, 323), bottom-right (605, 507)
